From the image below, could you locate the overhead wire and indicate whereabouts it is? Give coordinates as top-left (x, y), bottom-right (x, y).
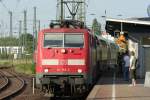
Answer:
top-left (0, 0), bottom-right (38, 34)
top-left (0, 0), bottom-right (10, 12)
top-left (0, 0), bottom-right (10, 37)
top-left (0, 0), bottom-right (22, 38)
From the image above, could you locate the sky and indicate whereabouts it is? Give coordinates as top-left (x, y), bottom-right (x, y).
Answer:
top-left (0, 0), bottom-right (149, 36)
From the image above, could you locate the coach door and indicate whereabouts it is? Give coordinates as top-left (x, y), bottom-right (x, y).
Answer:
top-left (143, 46), bottom-right (150, 75)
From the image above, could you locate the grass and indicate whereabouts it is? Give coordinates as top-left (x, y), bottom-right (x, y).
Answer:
top-left (15, 63), bottom-right (35, 75)
top-left (0, 59), bottom-right (13, 68)
top-left (0, 59), bottom-right (35, 75)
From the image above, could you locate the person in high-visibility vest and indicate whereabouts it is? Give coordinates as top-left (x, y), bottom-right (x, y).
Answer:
top-left (116, 33), bottom-right (127, 49)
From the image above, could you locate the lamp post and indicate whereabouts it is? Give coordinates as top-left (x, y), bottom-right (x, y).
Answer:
top-left (89, 13), bottom-right (96, 31)
top-left (117, 14), bottom-right (123, 33)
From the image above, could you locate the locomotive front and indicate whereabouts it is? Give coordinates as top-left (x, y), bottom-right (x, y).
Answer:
top-left (35, 24), bottom-right (90, 95)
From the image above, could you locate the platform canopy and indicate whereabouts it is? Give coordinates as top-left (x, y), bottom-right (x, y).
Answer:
top-left (106, 17), bottom-right (150, 36)
top-left (106, 17), bottom-right (150, 45)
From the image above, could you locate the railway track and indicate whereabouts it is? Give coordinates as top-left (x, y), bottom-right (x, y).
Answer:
top-left (0, 70), bottom-right (25, 100)
top-left (0, 71), bottom-right (9, 91)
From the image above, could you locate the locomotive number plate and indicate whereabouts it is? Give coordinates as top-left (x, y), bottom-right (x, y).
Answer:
top-left (59, 59), bottom-right (67, 65)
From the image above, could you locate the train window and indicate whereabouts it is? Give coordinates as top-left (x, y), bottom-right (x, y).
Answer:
top-left (64, 34), bottom-right (84, 47)
top-left (44, 34), bottom-right (63, 47)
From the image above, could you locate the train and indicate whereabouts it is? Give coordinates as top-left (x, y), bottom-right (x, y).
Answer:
top-left (34, 20), bottom-right (119, 96)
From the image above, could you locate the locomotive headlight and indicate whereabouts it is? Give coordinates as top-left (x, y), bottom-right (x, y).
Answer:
top-left (78, 69), bottom-right (82, 73)
top-left (44, 69), bottom-right (48, 73)
top-left (61, 49), bottom-right (66, 54)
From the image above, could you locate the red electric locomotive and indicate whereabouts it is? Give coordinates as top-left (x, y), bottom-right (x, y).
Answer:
top-left (35, 20), bottom-right (99, 96)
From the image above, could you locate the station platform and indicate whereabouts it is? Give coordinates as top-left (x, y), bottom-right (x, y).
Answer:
top-left (87, 71), bottom-right (150, 100)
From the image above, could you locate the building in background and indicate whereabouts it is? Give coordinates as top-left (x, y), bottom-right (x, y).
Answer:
top-left (0, 46), bottom-right (25, 59)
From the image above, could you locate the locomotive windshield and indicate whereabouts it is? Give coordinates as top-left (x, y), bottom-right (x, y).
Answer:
top-left (44, 34), bottom-right (63, 47)
top-left (64, 34), bottom-right (84, 47)
top-left (44, 33), bottom-right (84, 48)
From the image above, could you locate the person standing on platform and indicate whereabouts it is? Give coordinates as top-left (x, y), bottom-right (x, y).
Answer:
top-left (129, 51), bottom-right (137, 86)
top-left (123, 51), bottom-right (130, 81)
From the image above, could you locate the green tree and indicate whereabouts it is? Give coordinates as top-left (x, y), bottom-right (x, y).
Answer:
top-left (0, 37), bottom-right (18, 46)
top-left (19, 33), bottom-right (35, 54)
top-left (92, 18), bottom-right (101, 35)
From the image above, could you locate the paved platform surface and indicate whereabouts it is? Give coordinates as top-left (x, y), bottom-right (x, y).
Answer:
top-left (87, 70), bottom-right (150, 100)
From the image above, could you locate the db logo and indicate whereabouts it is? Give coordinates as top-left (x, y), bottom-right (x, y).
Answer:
top-left (59, 59), bottom-right (67, 65)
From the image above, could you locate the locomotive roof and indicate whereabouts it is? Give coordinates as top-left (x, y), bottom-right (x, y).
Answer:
top-left (40, 28), bottom-right (89, 34)
top-left (49, 20), bottom-right (86, 29)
